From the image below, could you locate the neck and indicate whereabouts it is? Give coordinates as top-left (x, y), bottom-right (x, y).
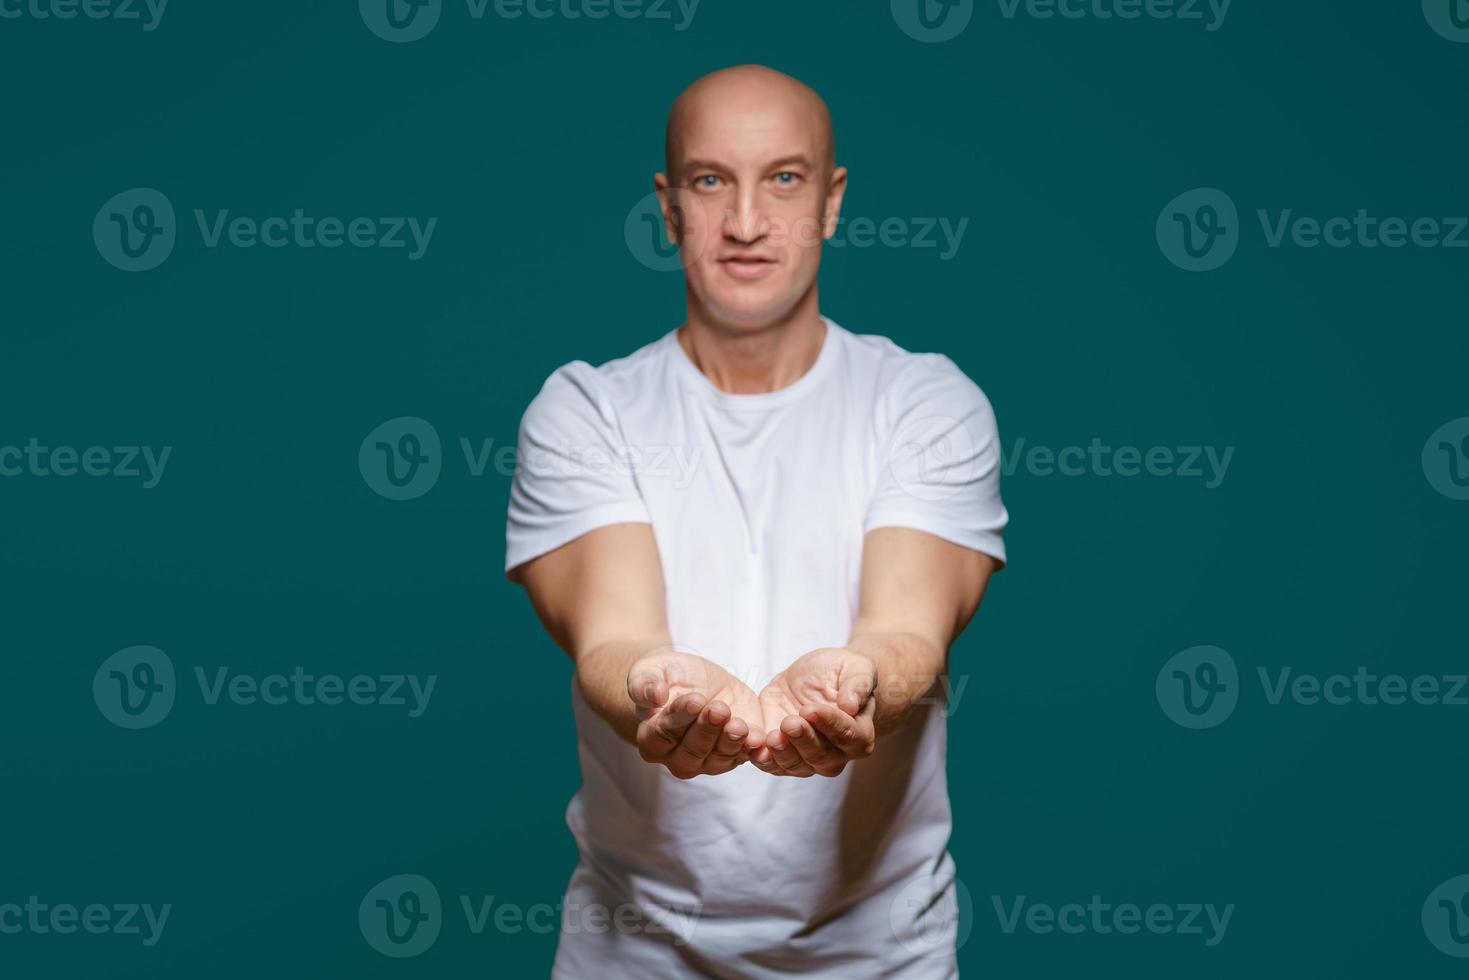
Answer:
top-left (678, 292), bottom-right (826, 395)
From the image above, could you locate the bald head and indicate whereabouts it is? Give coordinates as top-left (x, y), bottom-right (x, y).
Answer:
top-left (664, 65), bottom-right (835, 182)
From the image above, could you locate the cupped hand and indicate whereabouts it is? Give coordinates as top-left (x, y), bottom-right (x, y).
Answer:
top-left (626, 649), bottom-right (765, 779)
top-left (751, 647), bottom-right (878, 778)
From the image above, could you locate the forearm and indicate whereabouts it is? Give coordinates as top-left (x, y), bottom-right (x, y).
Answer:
top-left (845, 629), bottom-right (949, 736)
top-left (575, 637), bottom-right (668, 745)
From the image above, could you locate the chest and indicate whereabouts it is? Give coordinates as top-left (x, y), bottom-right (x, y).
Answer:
top-left (637, 396), bottom-right (875, 547)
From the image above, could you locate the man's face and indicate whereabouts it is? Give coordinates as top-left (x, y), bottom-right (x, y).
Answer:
top-left (659, 89), bottom-right (846, 328)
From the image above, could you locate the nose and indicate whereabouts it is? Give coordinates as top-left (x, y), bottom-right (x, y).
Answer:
top-left (722, 187), bottom-right (769, 245)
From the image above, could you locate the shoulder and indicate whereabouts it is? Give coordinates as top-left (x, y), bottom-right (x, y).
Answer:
top-left (832, 322), bottom-right (996, 423)
top-left (520, 333), bottom-right (673, 431)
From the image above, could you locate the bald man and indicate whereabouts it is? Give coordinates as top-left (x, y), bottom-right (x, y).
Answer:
top-left (506, 65), bottom-right (1007, 978)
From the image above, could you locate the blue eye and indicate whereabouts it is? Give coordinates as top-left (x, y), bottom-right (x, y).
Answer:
top-left (696, 175), bottom-right (720, 188)
top-left (775, 172), bottom-right (798, 184)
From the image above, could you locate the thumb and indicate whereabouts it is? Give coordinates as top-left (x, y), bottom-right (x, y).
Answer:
top-left (837, 656), bottom-right (876, 716)
top-left (627, 662), bottom-right (669, 711)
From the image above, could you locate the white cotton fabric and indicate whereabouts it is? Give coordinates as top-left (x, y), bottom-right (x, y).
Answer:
top-left (506, 318), bottom-right (1006, 978)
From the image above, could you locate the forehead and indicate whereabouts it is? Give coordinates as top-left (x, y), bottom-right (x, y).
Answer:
top-left (671, 83), bottom-right (829, 169)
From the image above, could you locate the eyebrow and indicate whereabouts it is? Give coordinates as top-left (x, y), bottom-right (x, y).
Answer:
top-left (680, 154), bottom-right (817, 175)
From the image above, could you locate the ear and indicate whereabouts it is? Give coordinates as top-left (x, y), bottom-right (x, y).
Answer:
top-left (822, 167), bottom-right (849, 240)
top-left (654, 172), bottom-right (680, 244)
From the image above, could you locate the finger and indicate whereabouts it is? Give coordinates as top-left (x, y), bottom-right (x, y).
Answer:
top-left (782, 715), bottom-right (844, 774)
top-left (627, 664), bottom-right (669, 716)
top-left (710, 716), bottom-right (749, 759)
top-left (837, 662), bottom-right (877, 716)
top-left (668, 700), bottom-right (730, 773)
top-left (704, 752), bottom-right (746, 775)
top-left (641, 692), bottom-right (705, 761)
top-left (749, 748), bottom-right (780, 774)
top-left (766, 725), bottom-right (816, 777)
top-left (741, 726), bottom-right (767, 753)
top-left (803, 703), bottom-right (876, 758)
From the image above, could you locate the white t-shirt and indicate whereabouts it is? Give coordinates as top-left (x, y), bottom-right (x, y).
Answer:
top-left (505, 318), bottom-right (1007, 979)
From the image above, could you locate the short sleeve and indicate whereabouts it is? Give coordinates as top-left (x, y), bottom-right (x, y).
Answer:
top-left (504, 363), bottom-right (651, 575)
top-left (864, 355), bottom-right (1008, 566)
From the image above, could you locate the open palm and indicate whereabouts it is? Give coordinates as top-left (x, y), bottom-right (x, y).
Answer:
top-left (626, 649), bottom-right (765, 777)
top-left (753, 648), bottom-right (878, 778)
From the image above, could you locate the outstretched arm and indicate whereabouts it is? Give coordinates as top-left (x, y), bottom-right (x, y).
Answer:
top-left (848, 525), bottom-right (996, 735)
top-left (753, 526), bottom-right (997, 777)
top-left (512, 522), bottom-right (760, 777)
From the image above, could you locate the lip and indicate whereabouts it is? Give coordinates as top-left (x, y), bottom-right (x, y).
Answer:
top-left (717, 255), bottom-right (778, 281)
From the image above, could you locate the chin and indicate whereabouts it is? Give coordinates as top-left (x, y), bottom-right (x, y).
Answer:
top-left (703, 294), bottom-right (798, 330)
top-left (694, 278), bottom-right (803, 327)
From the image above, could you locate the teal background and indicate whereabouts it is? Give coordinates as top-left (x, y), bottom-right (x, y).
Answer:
top-left (3, 1), bottom-right (1468, 976)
